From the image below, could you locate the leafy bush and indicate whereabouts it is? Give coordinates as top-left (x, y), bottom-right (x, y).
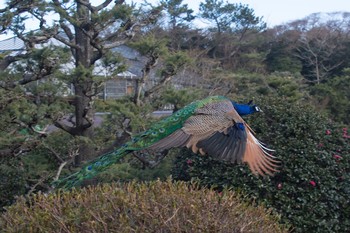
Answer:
top-left (173, 96), bottom-right (350, 233)
top-left (0, 179), bottom-right (287, 233)
top-left (0, 157), bottom-right (26, 210)
top-left (95, 154), bottom-right (175, 183)
top-left (0, 131), bottom-right (79, 210)
top-left (310, 75), bottom-right (350, 124)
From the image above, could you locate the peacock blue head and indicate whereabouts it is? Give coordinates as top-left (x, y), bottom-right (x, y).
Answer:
top-left (231, 100), bottom-right (261, 116)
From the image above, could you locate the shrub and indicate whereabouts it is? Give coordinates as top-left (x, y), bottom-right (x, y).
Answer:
top-left (0, 157), bottom-right (26, 210)
top-left (173, 96), bottom-right (350, 233)
top-left (0, 179), bottom-right (287, 233)
top-left (310, 75), bottom-right (350, 124)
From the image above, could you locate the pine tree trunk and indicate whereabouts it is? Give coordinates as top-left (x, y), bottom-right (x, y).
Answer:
top-left (72, 1), bottom-right (95, 166)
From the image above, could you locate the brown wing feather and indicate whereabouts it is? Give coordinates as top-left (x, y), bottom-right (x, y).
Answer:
top-left (243, 125), bottom-right (279, 175)
top-left (196, 124), bottom-right (247, 163)
top-left (183, 100), bottom-right (239, 152)
top-left (146, 100), bottom-right (237, 153)
top-left (147, 129), bottom-right (190, 151)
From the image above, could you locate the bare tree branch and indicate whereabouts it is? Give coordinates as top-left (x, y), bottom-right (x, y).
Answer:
top-left (0, 53), bottom-right (28, 70)
top-left (53, 161), bottom-right (67, 181)
top-left (94, 0), bottom-right (118, 12)
top-left (51, 0), bottom-right (80, 28)
top-left (27, 175), bottom-right (49, 196)
top-left (132, 149), bottom-right (169, 168)
top-left (42, 143), bottom-right (64, 163)
top-left (77, 0), bottom-right (118, 13)
top-left (54, 121), bottom-right (76, 135)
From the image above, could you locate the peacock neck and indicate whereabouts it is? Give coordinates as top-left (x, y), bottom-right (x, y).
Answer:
top-left (232, 102), bottom-right (254, 116)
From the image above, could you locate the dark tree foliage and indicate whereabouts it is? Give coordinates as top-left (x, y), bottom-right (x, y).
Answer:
top-left (0, 0), bottom-right (161, 165)
top-left (199, 0), bottom-right (265, 34)
top-left (198, 0), bottom-right (266, 69)
top-left (310, 74), bottom-right (350, 124)
top-left (160, 0), bottom-right (195, 29)
top-left (265, 38), bottom-right (302, 73)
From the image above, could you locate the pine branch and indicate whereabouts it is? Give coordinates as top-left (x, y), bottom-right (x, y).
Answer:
top-left (54, 121), bottom-right (76, 135)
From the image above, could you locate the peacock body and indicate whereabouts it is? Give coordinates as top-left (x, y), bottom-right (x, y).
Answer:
top-left (53, 96), bottom-right (278, 189)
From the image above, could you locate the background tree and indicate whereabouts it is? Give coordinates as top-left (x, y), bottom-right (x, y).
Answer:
top-left (157, 0), bottom-right (197, 51)
top-left (198, 0), bottom-right (266, 69)
top-left (0, 0), bottom-right (161, 166)
top-left (296, 25), bottom-right (345, 84)
top-left (160, 0), bottom-right (195, 30)
top-left (264, 26), bottom-right (302, 73)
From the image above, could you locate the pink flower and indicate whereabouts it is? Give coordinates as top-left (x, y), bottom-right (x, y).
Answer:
top-left (325, 130), bottom-right (331, 135)
top-left (277, 183), bottom-right (283, 190)
top-left (309, 180), bottom-right (316, 187)
top-left (342, 128), bottom-right (348, 132)
top-left (333, 155), bottom-right (342, 160)
top-left (318, 143), bottom-right (324, 148)
top-left (186, 159), bottom-right (193, 165)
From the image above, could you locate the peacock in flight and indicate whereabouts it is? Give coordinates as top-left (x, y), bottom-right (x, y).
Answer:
top-left (53, 96), bottom-right (279, 189)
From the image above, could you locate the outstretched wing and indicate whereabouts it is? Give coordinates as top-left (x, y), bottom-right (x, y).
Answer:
top-left (148, 99), bottom-right (278, 176)
top-left (147, 99), bottom-right (234, 151)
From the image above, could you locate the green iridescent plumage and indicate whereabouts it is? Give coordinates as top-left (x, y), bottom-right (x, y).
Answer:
top-left (53, 96), bottom-right (229, 189)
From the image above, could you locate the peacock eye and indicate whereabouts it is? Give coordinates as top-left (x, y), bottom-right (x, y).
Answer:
top-left (255, 106), bottom-right (261, 112)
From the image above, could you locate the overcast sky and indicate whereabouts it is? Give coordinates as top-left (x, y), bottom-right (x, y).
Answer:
top-left (1, 0), bottom-right (349, 40)
top-left (179, 0), bottom-right (350, 27)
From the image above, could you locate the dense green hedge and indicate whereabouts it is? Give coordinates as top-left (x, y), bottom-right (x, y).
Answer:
top-left (0, 157), bottom-right (26, 209)
top-left (0, 179), bottom-right (287, 233)
top-left (173, 96), bottom-right (350, 233)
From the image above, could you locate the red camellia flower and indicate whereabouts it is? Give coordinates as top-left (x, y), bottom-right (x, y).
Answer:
top-left (186, 159), bottom-right (193, 165)
top-left (309, 180), bottom-right (316, 187)
top-left (333, 154), bottom-right (342, 160)
top-left (325, 130), bottom-right (331, 135)
top-left (277, 183), bottom-right (283, 190)
top-left (342, 128), bottom-right (350, 138)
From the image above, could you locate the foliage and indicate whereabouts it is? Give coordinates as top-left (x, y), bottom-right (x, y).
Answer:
top-left (265, 39), bottom-right (302, 73)
top-left (158, 86), bottom-right (204, 111)
top-left (172, 96), bottom-right (350, 233)
top-left (266, 72), bottom-right (306, 101)
top-left (206, 71), bottom-right (307, 103)
top-left (0, 130), bottom-right (79, 210)
top-left (0, 179), bottom-right (287, 233)
top-left (310, 74), bottom-right (350, 124)
top-left (199, 0), bottom-right (265, 33)
top-left (160, 0), bottom-right (195, 29)
top-left (129, 34), bottom-right (169, 57)
top-left (160, 50), bottom-right (192, 77)
top-left (0, 157), bottom-right (26, 210)
top-left (95, 98), bottom-right (155, 139)
top-left (96, 154), bottom-right (175, 184)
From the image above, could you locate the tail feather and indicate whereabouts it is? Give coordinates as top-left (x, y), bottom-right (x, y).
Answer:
top-left (52, 148), bottom-right (130, 190)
